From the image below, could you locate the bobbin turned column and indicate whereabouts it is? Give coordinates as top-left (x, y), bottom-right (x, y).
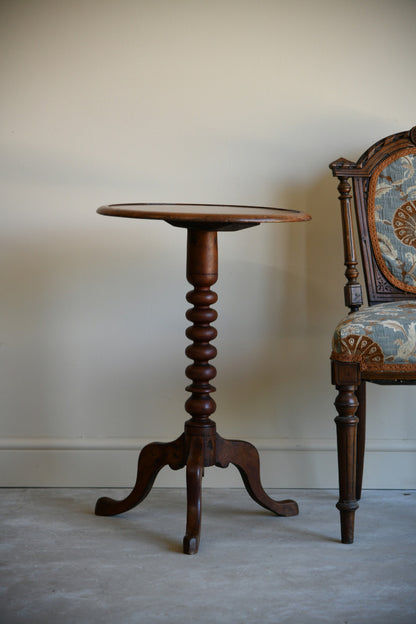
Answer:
top-left (183, 229), bottom-right (218, 553)
top-left (184, 229), bottom-right (218, 437)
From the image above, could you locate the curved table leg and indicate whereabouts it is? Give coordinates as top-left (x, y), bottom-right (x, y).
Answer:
top-left (215, 435), bottom-right (299, 517)
top-left (183, 436), bottom-right (204, 554)
top-left (95, 434), bottom-right (186, 516)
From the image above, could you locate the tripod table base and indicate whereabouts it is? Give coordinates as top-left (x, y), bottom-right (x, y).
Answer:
top-left (95, 428), bottom-right (298, 554)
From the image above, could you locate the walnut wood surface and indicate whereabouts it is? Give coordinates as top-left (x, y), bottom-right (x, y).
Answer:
top-left (97, 203), bottom-right (311, 230)
top-left (95, 212), bottom-right (306, 553)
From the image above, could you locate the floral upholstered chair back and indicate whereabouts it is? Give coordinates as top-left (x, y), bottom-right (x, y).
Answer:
top-left (369, 150), bottom-right (416, 294)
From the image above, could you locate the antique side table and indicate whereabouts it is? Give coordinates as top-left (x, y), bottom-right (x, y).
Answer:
top-left (95, 203), bottom-right (311, 554)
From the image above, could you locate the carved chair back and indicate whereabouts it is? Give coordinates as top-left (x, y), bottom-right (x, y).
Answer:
top-left (330, 127), bottom-right (416, 312)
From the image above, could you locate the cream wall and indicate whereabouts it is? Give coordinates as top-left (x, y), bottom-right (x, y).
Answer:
top-left (1, 0), bottom-right (415, 488)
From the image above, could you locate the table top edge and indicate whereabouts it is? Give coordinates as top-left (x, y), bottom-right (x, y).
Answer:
top-left (96, 203), bottom-right (312, 223)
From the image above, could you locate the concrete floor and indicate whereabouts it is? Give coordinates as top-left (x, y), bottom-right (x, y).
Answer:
top-left (0, 488), bottom-right (415, 624)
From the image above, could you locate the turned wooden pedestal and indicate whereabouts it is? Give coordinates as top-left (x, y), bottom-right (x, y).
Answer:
top-left (95, 204), bottom-right (310, 553)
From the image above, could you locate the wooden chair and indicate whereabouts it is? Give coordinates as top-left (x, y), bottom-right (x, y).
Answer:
top-left (329, 126), bottom-right (416, 543)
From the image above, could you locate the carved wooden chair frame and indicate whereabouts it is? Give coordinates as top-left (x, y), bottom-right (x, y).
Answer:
top-left (329, 126), bottom-right (416, 543)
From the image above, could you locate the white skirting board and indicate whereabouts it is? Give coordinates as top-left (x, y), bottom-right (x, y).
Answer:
top-left (0, 438), bottom-right (415, 488)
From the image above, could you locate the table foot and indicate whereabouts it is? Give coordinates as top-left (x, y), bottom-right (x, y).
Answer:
top-left (215, 435), bottom-right (299, 517)
top-left (183, 436), bottom-right (204, 554)
top-left (95, 434), bottom-right (186, 516)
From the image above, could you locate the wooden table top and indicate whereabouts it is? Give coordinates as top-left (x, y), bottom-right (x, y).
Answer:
top-left (97, 203), bottom-right (311, 229)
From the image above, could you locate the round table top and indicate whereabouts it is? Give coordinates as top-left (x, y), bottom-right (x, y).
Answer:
top-left (97, 203), bottom-right (311, 229)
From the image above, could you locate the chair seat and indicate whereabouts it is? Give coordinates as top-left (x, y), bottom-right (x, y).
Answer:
top-left (331, 301), bottom-right (416, 372)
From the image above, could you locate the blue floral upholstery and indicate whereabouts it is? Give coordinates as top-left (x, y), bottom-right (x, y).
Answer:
top-left (369, 151), bottom-right (416, 292)
top-left (331, 301), bottom-right (416, 372)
